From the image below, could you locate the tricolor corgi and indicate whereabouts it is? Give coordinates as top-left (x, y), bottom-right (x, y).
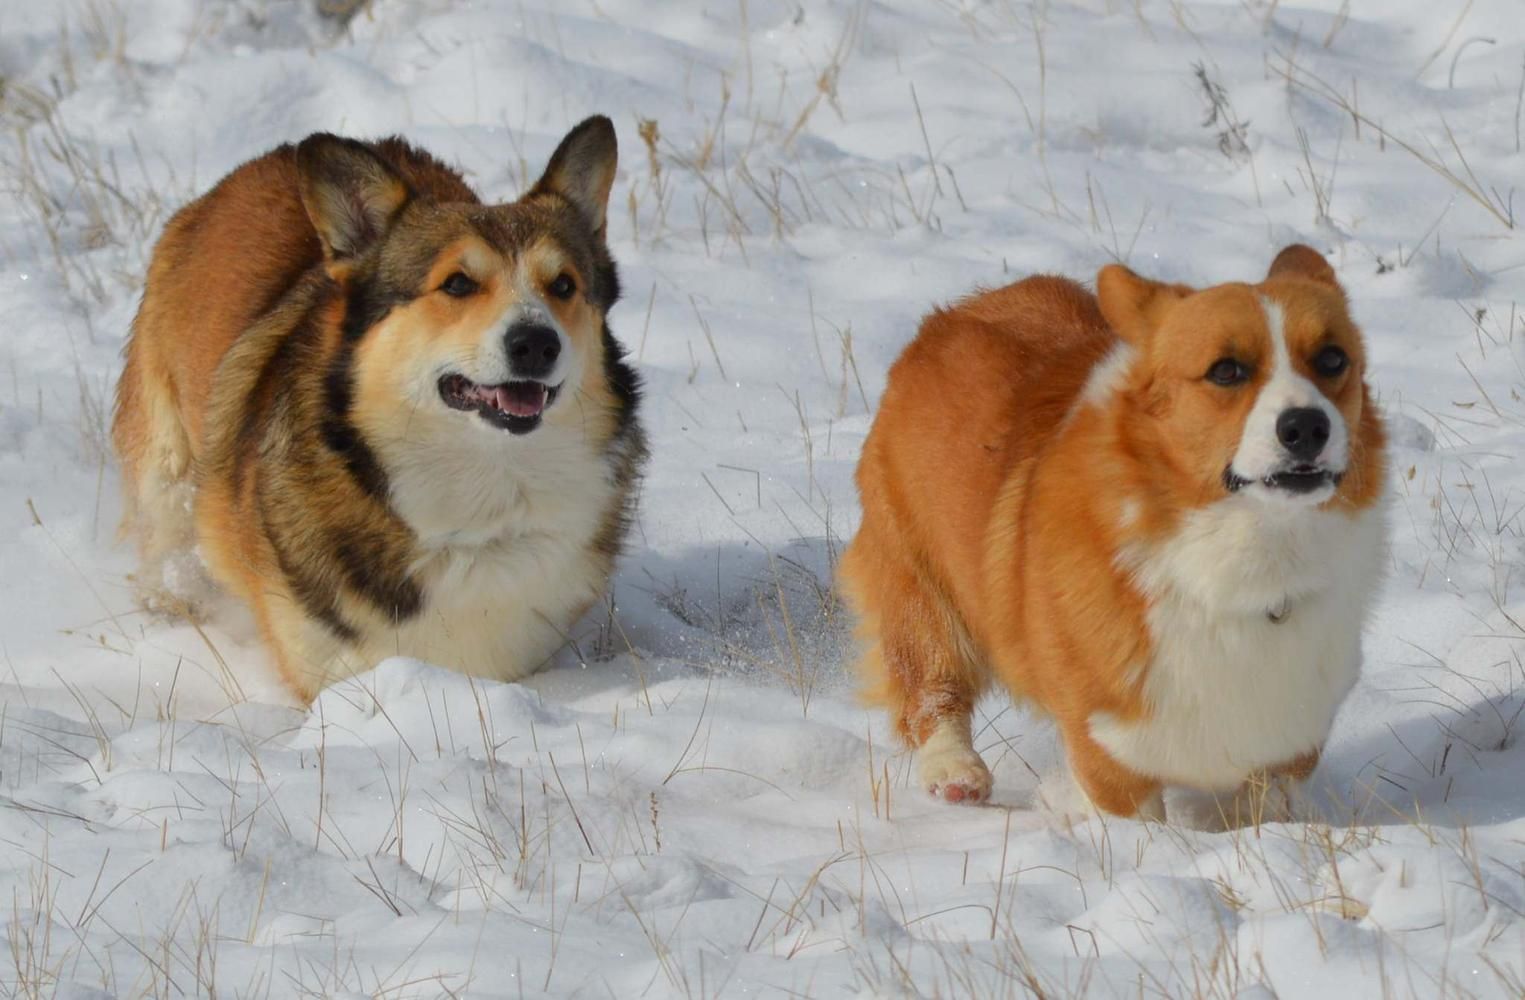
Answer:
top-left (840, 246), bottom-right (1386, 822)
top-left (112, 118), bottom-right (646, 700)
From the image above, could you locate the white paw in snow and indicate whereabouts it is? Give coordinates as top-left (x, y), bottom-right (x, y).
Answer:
top-left (917, 723), bottom-right (992, 804)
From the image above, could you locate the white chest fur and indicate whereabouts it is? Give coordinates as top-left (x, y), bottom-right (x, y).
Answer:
top-left (1090, 499), bottom-right (1385, 791)
top-left (352, 420), bottom-right (619, 682)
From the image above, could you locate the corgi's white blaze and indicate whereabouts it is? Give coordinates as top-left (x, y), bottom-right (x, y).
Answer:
top-left (1230, 297), bottom-right (1347, 483)
top-left (1091, 499), bottom-right (1385, 791)
top-left (468, 299), bottom-right (576, 389)
top-left (455, 243), bottom-right (577, 389)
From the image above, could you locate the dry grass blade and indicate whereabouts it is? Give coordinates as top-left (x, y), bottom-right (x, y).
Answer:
top-left (1275, 55), bottom-right (1514, 229)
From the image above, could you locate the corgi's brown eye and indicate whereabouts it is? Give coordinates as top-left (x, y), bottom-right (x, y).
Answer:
top-left (1312, 345), bottom-right (1349, 377)
top-left (440, 272), bottom-right (478, 297)
top-left (549, 273), bottom-right (575, 300)
top-left (1206, 358), bottom-right (1250, 386)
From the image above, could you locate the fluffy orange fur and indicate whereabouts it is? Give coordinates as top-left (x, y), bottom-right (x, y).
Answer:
top-left (841, 245), bottom-right (1386, 817)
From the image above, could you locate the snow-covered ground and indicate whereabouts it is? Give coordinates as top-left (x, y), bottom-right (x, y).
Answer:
top-left (1, 0), bottom-right (1524, 995)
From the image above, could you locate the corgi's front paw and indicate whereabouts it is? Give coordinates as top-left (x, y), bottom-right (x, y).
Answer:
top-left (918, 726), bottom-right (993, 804)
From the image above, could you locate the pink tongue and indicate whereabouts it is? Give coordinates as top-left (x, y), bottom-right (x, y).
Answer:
top-left (491, 382), bottom-right (546, 417)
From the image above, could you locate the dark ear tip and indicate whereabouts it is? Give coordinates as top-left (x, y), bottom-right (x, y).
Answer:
top-left (295, 132), bottom-right (397, 168)
top-left (294, 132), bottom-right (360, 172)
top-left (569, 115), bottom-right (617, 151)
top-left (295, 131), bottom-right (341, 154)
top-left (574, 114), bottom-right (615, 134)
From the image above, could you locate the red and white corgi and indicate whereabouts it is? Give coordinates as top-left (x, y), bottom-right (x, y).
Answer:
top-left (840, 246), bottom-right (1386, 822)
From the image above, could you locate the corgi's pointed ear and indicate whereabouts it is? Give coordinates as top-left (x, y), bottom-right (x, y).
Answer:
top-left (295, 134), bottom-right (412, 264)
top-left (1266, 244), bottom-right (1341, 291)
top-left (1097, 264), bottom-right (1192, 343)
top-left (529, 116), bottom-right (618, 239)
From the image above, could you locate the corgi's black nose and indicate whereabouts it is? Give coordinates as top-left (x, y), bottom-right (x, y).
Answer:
top-left (1276, 407), bottom-right (1330, 461)
top-left (506, 324), bottom-right (561, 379)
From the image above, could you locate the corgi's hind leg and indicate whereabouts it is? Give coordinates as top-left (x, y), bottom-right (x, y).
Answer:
top-left (843, 536), bottom-right (991, 804)
top-left (111, 337), bottom-right (209, 616)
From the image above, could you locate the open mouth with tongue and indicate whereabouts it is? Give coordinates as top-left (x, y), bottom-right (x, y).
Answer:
top-left (438, 374), bottom-right (561, 434)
